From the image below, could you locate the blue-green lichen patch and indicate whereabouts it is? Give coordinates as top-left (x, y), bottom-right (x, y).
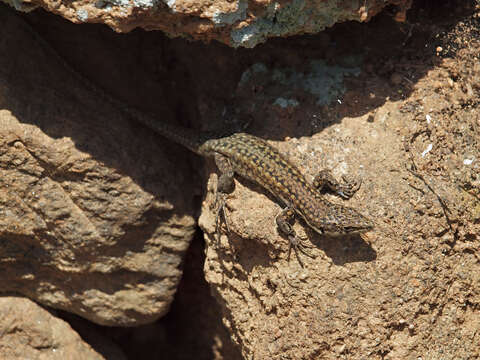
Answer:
top-left (160, 0), bottom-right (176, 11)
top-left (213, 0), bottom-right (247, 26)
top-left (231, 0), bottom-right (361, 48)
top-left (239, 58), bottom-right (362, 106)
top-left (132, 0), bottom-right (160, 9)
top-left (76, 8), bottom-right (89, 21)
top-left (273, 97), bottom-right (300, 108)
top-left (95, 0), bottom-right (131, 8)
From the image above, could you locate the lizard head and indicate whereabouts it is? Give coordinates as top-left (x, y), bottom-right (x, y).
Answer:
top-left (303, 202), bottom-right (374, 236)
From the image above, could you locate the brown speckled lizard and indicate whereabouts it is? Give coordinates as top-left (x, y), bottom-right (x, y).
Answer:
top-left (122, 108), bottom-right (374, 265)
top-left (23, 16), bottom-right (374, 265)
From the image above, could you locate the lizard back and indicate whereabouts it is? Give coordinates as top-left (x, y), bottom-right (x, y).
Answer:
top-left (200, 133), bottom-right (329, 214)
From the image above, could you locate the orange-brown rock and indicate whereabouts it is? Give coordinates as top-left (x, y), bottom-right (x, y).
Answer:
top-left (0, 296), bottom-right (125, 359)
top-left (0, 11), bottom-right (196, 326)
top-left (4, 0), bottom-right (413, 47)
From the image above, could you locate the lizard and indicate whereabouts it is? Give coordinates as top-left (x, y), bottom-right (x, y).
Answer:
top-left (119, 107), bottom-right (375, 265)
top-left (17, 14), bottom-right (374, 265)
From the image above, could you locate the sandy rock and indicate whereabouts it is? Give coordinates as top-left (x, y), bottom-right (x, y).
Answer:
top-left (4, 0), bottom-right (412, 47)
top-left (199, 48), bottom-right (480, 359)
top-left (0, 296), bottom-right (119, 359)
top-left (0, 11), bottom-right (196, 326)
top-left (2, 2), bottom-right (480, 358)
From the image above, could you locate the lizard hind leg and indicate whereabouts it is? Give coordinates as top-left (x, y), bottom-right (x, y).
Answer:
top-left (313, 169), bottom-right (361, 199)
top-left (213, 153), bottom-right (235, 236)
top-left (215, 193), bottom-right (230, 235)
top-left (276, 206), bottom-right (315, 267)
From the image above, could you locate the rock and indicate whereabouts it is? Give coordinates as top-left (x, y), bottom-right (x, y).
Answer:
top-left (0, 10), bottom-right (196, 326)
top-left (3, 0), bottom-right (413, 48)
top-left (0, 296), bottom-right (119, 359)
top-left (199, 121), bottom-right (379, 359)
top-left (2, 3), bottom-right (480, 359)
top-left (197, 33), bottom-right (480, 358)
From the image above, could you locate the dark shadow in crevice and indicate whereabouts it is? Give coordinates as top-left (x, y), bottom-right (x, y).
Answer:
top-left (57, 233), bottom-right (242, 360)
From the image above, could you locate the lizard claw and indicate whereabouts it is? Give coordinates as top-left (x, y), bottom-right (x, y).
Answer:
top-left (338, 174), bottom-right (361, 199)
top-left (215, 193), bottom-right (230, 236)
top-left (287, 234), bottom-right (315, 267)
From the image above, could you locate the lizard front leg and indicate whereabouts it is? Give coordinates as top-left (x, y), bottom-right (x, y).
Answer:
top-left (313, 169), bottom-right (361, 199)
top-left (214, 153), bottom-right (235, 234)
top-left (276, 206), bottom-right (314, 267)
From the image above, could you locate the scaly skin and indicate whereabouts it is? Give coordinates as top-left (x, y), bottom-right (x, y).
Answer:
top-left (202, 133), bottom-right (373, 230)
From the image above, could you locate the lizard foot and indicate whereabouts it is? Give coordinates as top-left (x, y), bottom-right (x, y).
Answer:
top-left (214, 192), bottom-right (230, 238)
top-left (287, 233), bottom-right (315, 268)
top-left (313, 170), bottom-right (362, 199)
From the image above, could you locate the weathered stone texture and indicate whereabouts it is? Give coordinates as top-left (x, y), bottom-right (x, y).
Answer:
top-left (3, 0), bottom-right (412, 47)
top-left (0, 11), bottom-right (196, 326)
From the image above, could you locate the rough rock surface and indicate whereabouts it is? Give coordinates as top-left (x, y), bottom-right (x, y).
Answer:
top-left (1, 1), bottom-right (479, 359)
top-left (0, 9), bottom-right (196, 326)
top-left (3, 0), bottom-right (412, 47)
top-left (197, 5), bottom-right (480, 359)
top-left (0, 296), bottom-right (122, 359)
top-left (79, 235), bottom-right (243, 360)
